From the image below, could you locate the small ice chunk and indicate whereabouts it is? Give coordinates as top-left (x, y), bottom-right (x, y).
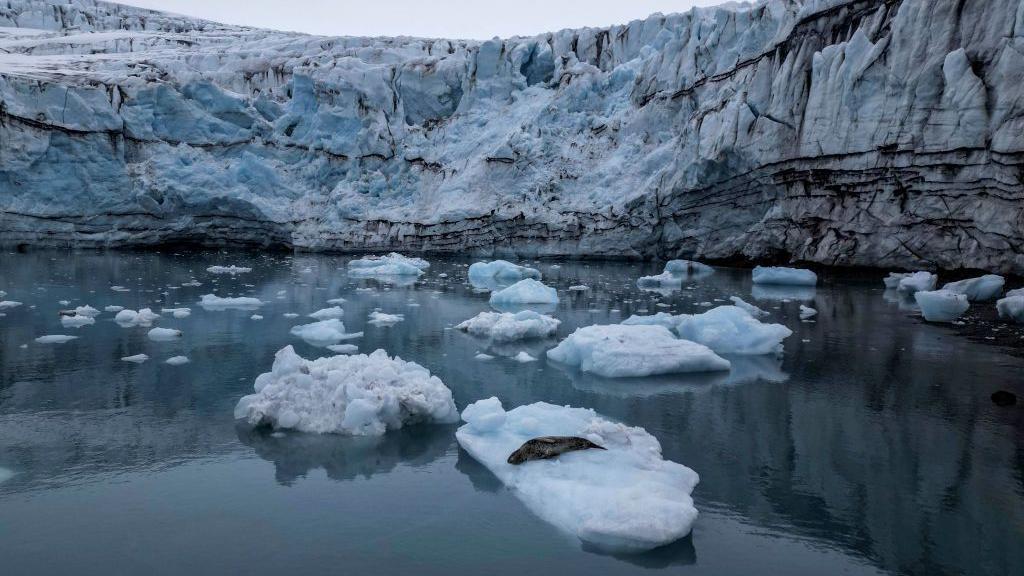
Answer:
top-left (290, 319), bottom-right (348, 346)
top-left (104, 305), bottom-right (125, 312)
top-left (368, 311), bottom-right (404, 326)
top-left (251, 314), bottom-right (264, 320)
top-left (456, 311), bottom-right (560, 342)
top-left (199, 294), bottom-right (263, 310)
top-left (327, 344), bottom-right (359, 354)
top-left (326, 298), bottom-right (347, 305)
top-left (35, 335), bottom-right (78, 344)
top-left (513, 351), bottom-right (537, 363)
top-left (121, 354), bottom-right (149, 363)
top-left (468, 260), bottom-right (542, 283)
top-left (71, 305), bottom-right (100, 317)
top-left (568, 285), bottom-right (589, 291)
top-left (996, 289), bottom-right (1024, 324)
top-left (61, 314), bottom-right (95, 328)
top-left (162, 307), bottom-right (191, 318)
top-left (455, 399), bottom-right (699, 552)
top-left (114, 308), bottom-right (161, 326)
top-left (166, 356), bottom-right (190, 365)
top-left (897, 271), bottom-right (938, 295)
top-left (489, 279), bottom-right (558, 306)
top-left (751, 266), bottom-right (818, 286)
top-left (148, 327), bottom-right (182, 341)
top-left (941, 275), bottom-right (1005, 301)
top-left (348, 253), bottom-right (429, 277)
top-left (474, 353), bottom-right (495, 361)
top-left (915, 290), bottom-right (969, 322)
top-left (233, 346), bottom-right (458, 435)
top-left (636, 271), bottom-right (682, 289)
top-left (0, 301), bottom-right (23, 310)
top-left (883, 272), bottom-right (910, 289)
top-left (207, 265), bottom-right (252, 275)
top-left (676, 306), bottom-right (793, 355)
top-left (547, 324), bottom-right (730, 378)
top-left (729, 296), bottom-right (769, 318)
top-left (308, 306), bottom-right (344, 320)
top-left (799, 305), bottom-right (818, 319)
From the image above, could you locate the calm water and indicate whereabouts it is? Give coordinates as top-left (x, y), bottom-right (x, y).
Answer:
top-left (0, 250), bottom-right (1022, 576)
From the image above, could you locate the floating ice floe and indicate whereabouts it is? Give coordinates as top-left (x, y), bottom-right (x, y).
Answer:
top-left (207, 265), bottom-right (251, 275)
top-left (162, 307), bottom-right (191, 318)
top-left (121, 354), bottom-right (149, 363)
top-left (165, 356), bottom-right (190, 365)
top-left (327, 344), bottom-right (359, 354)
top-left (114, 308), bottom-right (161, 326)
top-left (546, 324), bottom-right (730, 378)
top-left (468, 260), bottom-right (542, 283)
top-left (347, 253), bottom-right (429, 277)
top-left (0, 301), bottom-right (23, 310)
top-left (455, 398), bottom-right (699, 553)
top-left (513, 351), bottom-right (537, 363)
top-left (251, 314), bottom-right (263, 320)
top-left (883, 272), bottom-right (909, 289)
top-left (234, 346), bottom-right (458, 435)
top-left (896, 271), bottom-right (937, 295)
top-left (489, 279), bottom-right (558, 308)
top-left (61, 314), bottom-right (95, 328)
top-left (636, 271), bottom-right (683, 289)
top-left (474, 353), bottom-right (495, 360)
top-left (568, 285), bottom-right (589, 291)
top-left (996, 289), bottom-right (1024, 324)
top-left (70, 305), bottom-right (100, 317)
top-left (198, 294), bottom-right (263, 310)
top-left (665, 259), bottom-right (714, 276)
top-left (104, 305), bottom-right (125, 312)
top-left (148, 327), bottom-right (182, 341)
top-left (290, 318), bottom-right (349, 346)
top-left (326, 298), bottom-right (347, 305)
top-left (368, 311), bottom-right (404, 326)
top-left (729, 296), bottom-right (769, 318)
top-left (676, 306), bottom-right (793, 355)
top-left (308, 306), bottom-right (344, 320)
top-left (751, 266), bottom-right (818, 286)
top-left (799, 305), bottom-right (818, 320)
top-left (940, 274), bottom-right (1005, 301)
top-left (35, 335), bottom-right (77, 344)
top-left (456, 311), bottom-right (560, 342)
top-left (914, 290), bottom-right (969, 322)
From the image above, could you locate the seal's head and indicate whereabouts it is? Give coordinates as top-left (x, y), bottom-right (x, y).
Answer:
top-left (507, 447), bottom-right (530, 465)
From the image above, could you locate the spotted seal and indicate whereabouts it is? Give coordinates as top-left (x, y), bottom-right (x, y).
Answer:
top-left (506, 436), bottom-right (606, 465)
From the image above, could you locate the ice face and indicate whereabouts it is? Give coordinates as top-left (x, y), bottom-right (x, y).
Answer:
top-left (546, 324), bottom-right (730, 378)
top-left (455, 398), bottom-right (700, 553)
top-left (940, 275), bottom-right (1005, 301)
top-left (751, 266), bottom-right (818, 286)
top-left (234, 345), bottom-right (458, 435)
top-left (914, 290), bottom-right (969, 323)
top-left (455, 310), bottom-right (560, 342)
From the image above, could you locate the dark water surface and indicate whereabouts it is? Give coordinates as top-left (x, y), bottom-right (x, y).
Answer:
top-left (0, 250), bottom-right (1021, 576)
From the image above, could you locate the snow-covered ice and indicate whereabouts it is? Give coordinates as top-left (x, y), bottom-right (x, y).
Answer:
top-left (290, 319), bottom-right (349, 346)
top-left (676, 306), bottom-right (792, 355)
top-left (489, 279), bottom-right (558, 308)
top-left (897, 272), bottom-right (938, 295)
top-left (940, 275), bottom-right (1005, 301)
top-left (621, 312), bottom-right (682, 331)
top-left (547, 324), bottom-right (730, 378)
top-left (148, 327), bottom-right (182, 341)
top-left (914, 290), bottom-right (969, 322)
top-left (234, 346), bottom-right (458, 435)
top-left (751, 266), bottom-right (818, 286)
top-left (456, 311), bottom-right (560, 342)
top-left (456, 398), bottom-right (699, 552)
top-left (198, 294), bottom-right (263, 310)
top-left (35, 334), bottom-right (77, 344)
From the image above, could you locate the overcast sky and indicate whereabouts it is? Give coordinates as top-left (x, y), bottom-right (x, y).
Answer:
top-left (120, 1), bottom-right (726, 39)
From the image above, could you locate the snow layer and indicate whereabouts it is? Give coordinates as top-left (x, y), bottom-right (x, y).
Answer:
top-left (676, 306), bottom-right (792, 355)
top-left (940, 275), bottom-right (1005, 301)
top-left (751, 266), bottom-right (818, 286)
top-left (234, 346), bottom-right (458, 435)
top-left (455, 398), bottom-right (699, 552)
top-left (546, 324), bottom-right (730, 378)
top-left (914, 290), bottom-right (969, 322)
top-left (2, 1), bottom-right (1022, 273)
top-left (489, 279), bottom-right (558, 307)
top-left (456, 310), bottom-right (560, 342)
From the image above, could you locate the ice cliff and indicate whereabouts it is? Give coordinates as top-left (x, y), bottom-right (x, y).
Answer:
top-left (1, 0), bottom-right (1023, 273)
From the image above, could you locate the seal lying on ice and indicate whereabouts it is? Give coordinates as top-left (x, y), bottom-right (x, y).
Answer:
top-left (507, 436), bottom-right (606, 465)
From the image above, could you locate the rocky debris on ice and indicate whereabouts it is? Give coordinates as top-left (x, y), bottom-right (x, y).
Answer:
top-left (290, 318), bottom-right (349, 346)
top-left (940, 275), bottom-right (1005, 301)
top-left (456, 310), bottom-right (560, 342)
top-left (456, 398), bottom-right (699, 552)
top-left (148, 327), bottom-right (182, 341)
top-left (368, 311), bottom-right (404, 326)
top-left (308, 306), bottom-right (344, 320)
top-left (489, 279), bottom-right (558, 307)
top-left (751, 266), bottom-right (818, 286)
top-left (729, 296), bottom-right (768, 318)
top-left (234, 346), bottom-right (458, 435)
top-left (35, 334), bottom-right (77, 344)
top-left (996, 289), bottom-right (1024, 324)
top-left (207, 265), bottom-right (251, 275)
top-left (914, 290), bottom-right (969, 323)
top-left (897, 272), bottom-right (937, 296)
top-left (114, 308), bottom-right (160, 326)
top-left (199, 294), bottom-right (263, 310)
top-left (121, 354), bottom-right (149, 363)
top-left (468, 260), bottom-right (541, 285)
top-left (799, 305), bottom-right (818, 319)
top-left (676, 306), bottom-right (792, 355)
top-left (348, 253), bottom-right (429, 277)
top-left (546, 324), bottom-right (730, 378)
top-left (166, 356), bottom-right (190, 365)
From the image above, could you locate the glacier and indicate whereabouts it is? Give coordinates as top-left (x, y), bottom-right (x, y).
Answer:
top-left (1, 0), bottom-right (1023, 273)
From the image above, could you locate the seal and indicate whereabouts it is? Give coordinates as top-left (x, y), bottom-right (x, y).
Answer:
top-left (506, 436), bottom-right (606, 465)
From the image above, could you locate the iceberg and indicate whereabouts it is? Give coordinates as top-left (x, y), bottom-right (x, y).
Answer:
top-left (914, 290), bottom-right (969, 322)
top-left (799, 305), bottom-right (818, 320)
top-left (751, 266), bottom-right (818, 286)
top-left (456, 310), bottom-right (560, 342)
top-left (513, 351), bottom-right (537, 363)
top-left (290, 319), bottom-right (349, 346)
top-left (114, 308), bottom-right (161, 326)
top-left (489, 279), bottom-right (558, 308)
top-left (636, 271), bottom-right (683, 289)
top-left (327, 344), bottom-right (359, 354)
top-left (940, 275), bottom-right (1005, 301)
top-left (675, 306), bottom-right (793, 355)
top-left (368, 311), bottom-right (404, 326)
top-left (897, 272), bottom-right (938, 295)
top-left (148, 327), bottom-right (183, 341)
top-left (348, 253), bottom-right (429, 277)
top-left (468, 260), bottom-right (542, 284)
top-left (546, 324), bottom-right (730, 378)
top-left (234, 346), bottom-right (458, 435)
top-left (664, 260), bottom-right (714, 276)
top-left (996, 289), bottom-right (1024, 324)
top-left (162, 307), bottom-right (191, 318)
top-left (883, 272), bottom-right (910, 289)
top-left (199, 294), bottom-right (264, 310)
top-left (455, 398), bottom-right (699, 552)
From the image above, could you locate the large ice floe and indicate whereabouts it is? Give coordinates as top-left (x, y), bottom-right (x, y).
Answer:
top-left (489, 279), bottom-right (559, 308)
top-left (456, 310), bottom-right (560, 342)
top-left (234, 346), bottom-right (458, 435)
top-left (455, 398), bottom-right (699, 552)
top-left (896, 271), bottom-right (938, 295)
top-left (940, 275), bottom-right (1005, 301)
top-left (467, 260), bottom-right (541, 285)
top-left (546, 324), bottom-right (730, 378)
top-left (751, 266), bottom-right (818, 286)
top-left (347, 253), bottom-right (429, 277)
top-left (914, 290), bottom-right (969, 322)
top-left (996, 289), bottom-right (1024, 324)
top-left (676, 306), bottom-right (792, 355)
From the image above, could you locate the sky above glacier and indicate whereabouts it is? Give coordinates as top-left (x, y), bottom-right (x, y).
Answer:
top-left (122, 0), bottom-right (728, 38)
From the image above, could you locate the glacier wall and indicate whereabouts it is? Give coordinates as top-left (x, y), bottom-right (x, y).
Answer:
top-left (1, 0), bottom-right (1022, 272)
